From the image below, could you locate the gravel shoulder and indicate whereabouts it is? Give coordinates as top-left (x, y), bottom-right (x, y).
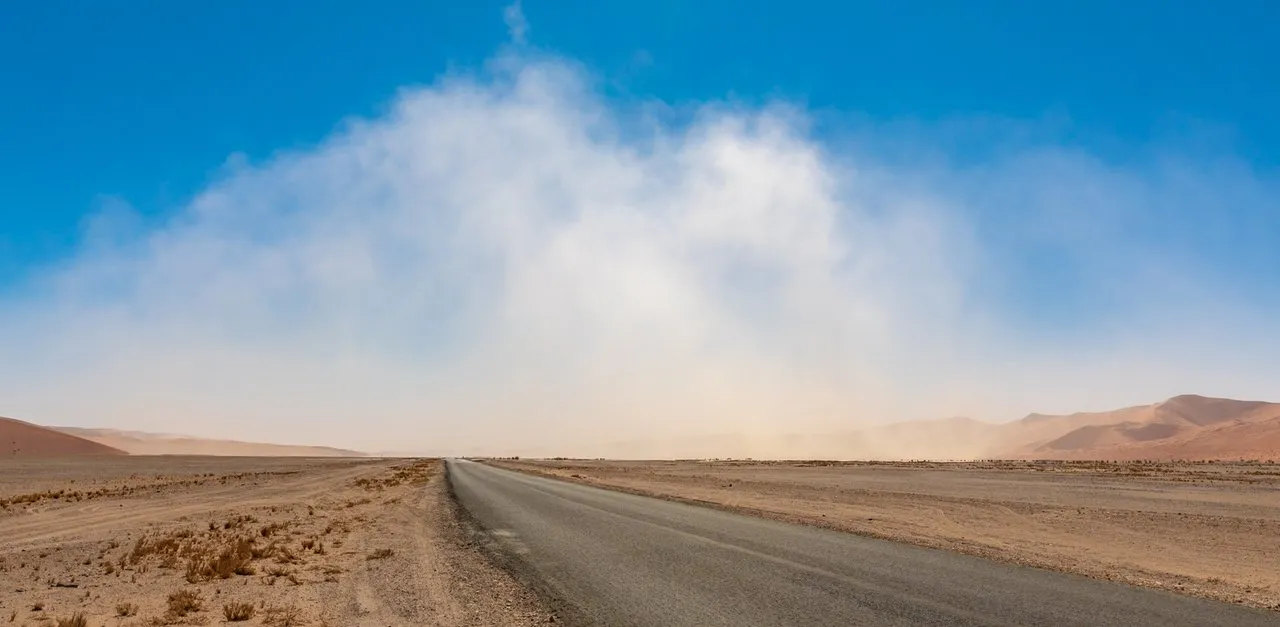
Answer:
top-left (492, 459), bottom-right (1280, 612)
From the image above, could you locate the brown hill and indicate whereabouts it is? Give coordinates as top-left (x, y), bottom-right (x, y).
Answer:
top-left (52, 427), bottom-right (366, 457)
top-left (1007, 395), bottom-right (1280, 461)
top-left (0, 417), bottom-right (127, 457)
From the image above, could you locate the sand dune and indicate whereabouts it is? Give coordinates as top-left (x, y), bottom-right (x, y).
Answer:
top-left (52, 426), bottom-right (366, 457)
top-left (575, 394), bottom-right (1280, 461)
top-left (1011, 395), bottom-right (1280, 461)
top-left (0, 416), bottom-right (127, 456)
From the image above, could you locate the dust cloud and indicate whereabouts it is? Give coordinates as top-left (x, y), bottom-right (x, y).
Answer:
top-left (2, 51), bottom-right (1278, 456)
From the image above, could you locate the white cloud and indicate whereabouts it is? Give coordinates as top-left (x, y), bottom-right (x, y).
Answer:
top-left (503, 1), bottom-right (528, 45)
top-left (1, 52), bottom-right (1278, 455)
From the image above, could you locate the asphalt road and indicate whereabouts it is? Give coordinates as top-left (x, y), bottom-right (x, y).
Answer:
top-left (447, 460), bottom-right (1277, 627)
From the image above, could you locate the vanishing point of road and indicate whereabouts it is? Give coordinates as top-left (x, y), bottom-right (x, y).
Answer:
top-left (447, 459), bottom-right (1276, 627)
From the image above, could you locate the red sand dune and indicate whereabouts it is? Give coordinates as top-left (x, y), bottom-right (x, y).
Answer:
top-left (1007, 395), bottom-right (1280, 461)
top-left (0, 416), bottom-right (127, 457)
top-left (52, 427), bottom-right (366, 457)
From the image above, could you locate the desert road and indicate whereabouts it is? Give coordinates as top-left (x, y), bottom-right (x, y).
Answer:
top-left (448, 459), bottom-right (1276, 627)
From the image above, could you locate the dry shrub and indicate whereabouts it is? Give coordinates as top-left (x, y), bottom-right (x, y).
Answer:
top-left (274, 546), bottom-right (299, 565)
top-left (250, 542), bottom-right (274, 560)
top-left (166, 588), bottom-right (204, 617)
top-left (116, 602), bottom-right (139, 617)
top-left (262, 605), bottom-right (303, 627)
top-left (186, 536), bottom-right (255, 582)
top-left (222, 602), bottom-right (255, 622)
top-left (300, 539), bottom-right (314, 550)
top-left (128, 533), bottom-right (183, 566)
top-left (55, 614), bottom-right (87, 627)
top-left (366, 548), bottom-right (393, 560)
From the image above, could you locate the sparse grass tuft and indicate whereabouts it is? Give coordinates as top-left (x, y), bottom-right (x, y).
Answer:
top-left (116, 602), bottom-right (139, 617)
top-left (262, 605), bottom-right (304, 627)
top-left (55, 614), bottom-right (87, 627)
top-left (222, 602), bottom-right (255, 622)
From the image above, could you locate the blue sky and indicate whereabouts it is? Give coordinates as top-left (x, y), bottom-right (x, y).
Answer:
top-left (1, 1), bottom-right (1278, 451)
top-left (4, 0), bottom-right (1278, 278)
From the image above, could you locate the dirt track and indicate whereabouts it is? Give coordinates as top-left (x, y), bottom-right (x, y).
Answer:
top-left (494, 459), bottom-right (1280, 611)
top-left (0, 457), bottom-right (553, 626)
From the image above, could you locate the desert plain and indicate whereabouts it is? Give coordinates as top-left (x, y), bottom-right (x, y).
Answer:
top-left (0, 456), bottom-right (553, 627)
top-left (5, 391), bottom-right (1280, 624)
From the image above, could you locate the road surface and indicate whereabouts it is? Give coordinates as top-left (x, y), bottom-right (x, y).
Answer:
top-left (447, 459), bottom-right (1275, 627)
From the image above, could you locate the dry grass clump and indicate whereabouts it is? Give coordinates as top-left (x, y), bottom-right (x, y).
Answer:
top-left (353, 459), bottom-right (436, 492)
top-left (366, 548), bottom-right (394, 560)
top-left (54, 614), bottom-right (87, 627)
top-left (165, 588), bottom-right (204, 617)
top-left (261, 605), bottom-right (304, 627)
top-left (265, 565), bottom-right (292, 578)
top-left (185, 536), bottom-right (256, 582)
top-left (259, 522), bottom-right (286, 537)
top-left (116, 602), bottom-right (139, 617)
top-left (222, 602), bottom-right (255, 622)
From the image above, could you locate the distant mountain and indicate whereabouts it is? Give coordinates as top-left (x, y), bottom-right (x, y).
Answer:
top-left (1, 416), bottom-right (127, 457)
top-left (51, 427), bottom-right (366, 457)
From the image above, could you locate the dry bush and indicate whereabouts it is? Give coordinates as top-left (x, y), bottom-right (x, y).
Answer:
top-left (250, 542), bottom-right (274, 560)
top-left (261, 605), bottom-right (303, 627)
top-left (222, 602), bottom-right (255, 622)
top-left (116, 602), bottom-right (139, 617)
top-left (55, 614), bottom-right (87, 627)
top-left (265, 565), bottom-right (292, 578)
top-left (128, 533), bottom-right (183, 566)
top-left (366, 548), bottom-right (394, 560)
top-left (185, 536), bottom-right (255, 582)
top-left (300, 539), bottom-right (314, 550)
top-left (166, 588), bottom-right (204, 617)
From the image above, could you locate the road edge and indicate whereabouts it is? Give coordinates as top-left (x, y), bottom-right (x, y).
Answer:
top-left (444, 460), bottom-right (593, 627)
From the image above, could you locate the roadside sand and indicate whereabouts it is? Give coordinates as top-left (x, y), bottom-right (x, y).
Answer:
top-left (495, 459), bottom-right (1280, 611)
top-left (0, 457), bottom-right (553, 626)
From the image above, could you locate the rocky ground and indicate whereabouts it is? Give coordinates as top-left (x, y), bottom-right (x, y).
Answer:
top-left (0, 457), bottom-right (556, 626)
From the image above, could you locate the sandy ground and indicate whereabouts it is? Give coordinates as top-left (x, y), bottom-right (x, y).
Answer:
top-left (0, 457), bottom-right (554, 626)
top-left (494, 459), bottom-right (1280, 612)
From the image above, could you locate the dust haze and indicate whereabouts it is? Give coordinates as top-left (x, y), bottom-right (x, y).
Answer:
top-left (2, 49), bottom-right (1279, 455)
